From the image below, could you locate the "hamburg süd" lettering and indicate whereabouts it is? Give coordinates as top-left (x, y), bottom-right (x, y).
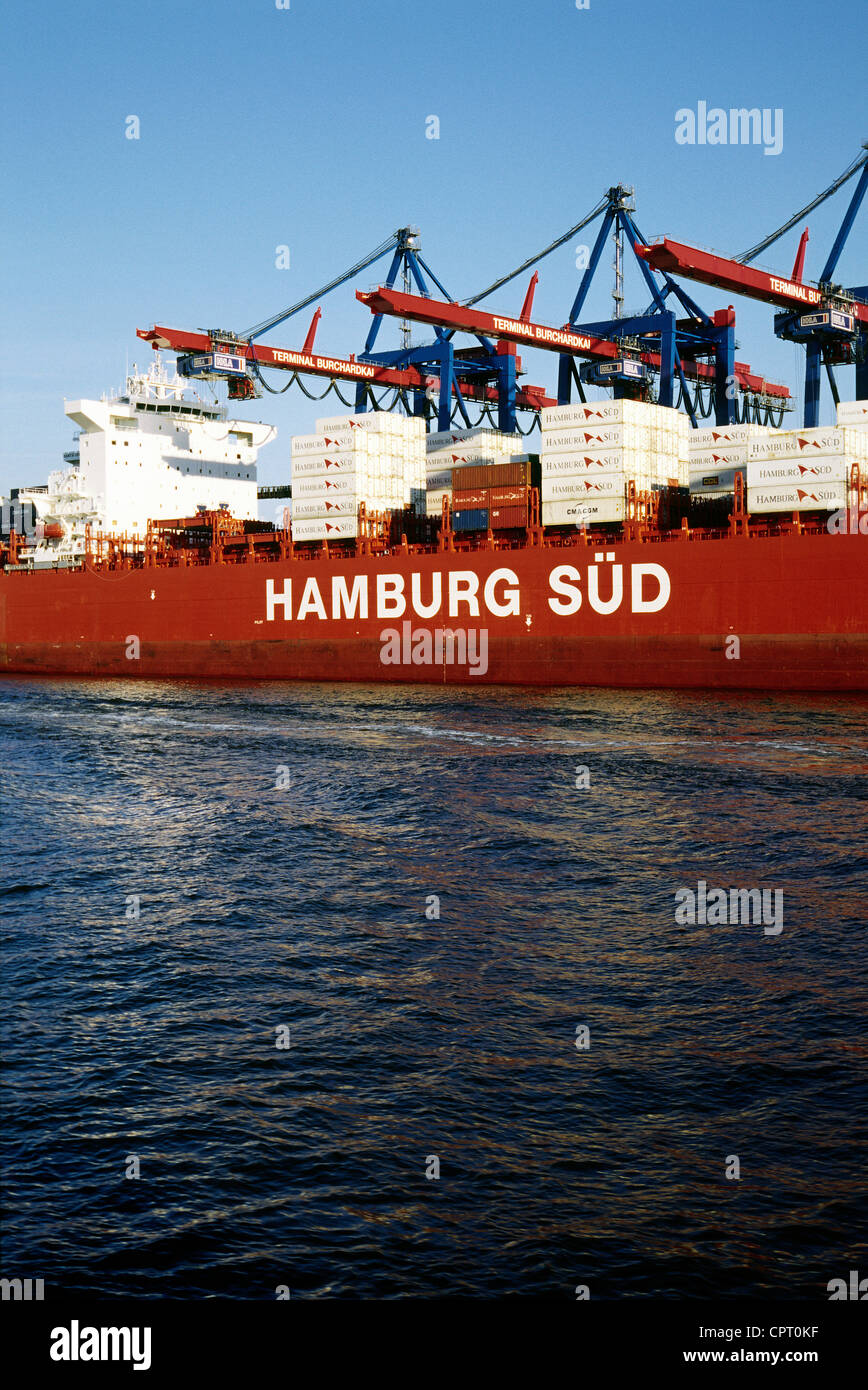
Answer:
top-left (264, 561), bottom-right (671, 623)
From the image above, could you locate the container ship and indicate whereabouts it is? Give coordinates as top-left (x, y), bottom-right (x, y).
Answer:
top-left (3, 168), bottom-right (867, 690)
top-left (1, 367), bottom-right (866, 690)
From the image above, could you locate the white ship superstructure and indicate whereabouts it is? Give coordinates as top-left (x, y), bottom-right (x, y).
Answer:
top-left (8, 358), bottom-right (277, 564)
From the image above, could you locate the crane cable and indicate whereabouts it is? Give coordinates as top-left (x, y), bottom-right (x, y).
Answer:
top-left (738, 149), bottom-right (868, 264)
top-left (242, 232), bottom-right (401, 340)
top-left (463, 195), bottom-right (609, 306)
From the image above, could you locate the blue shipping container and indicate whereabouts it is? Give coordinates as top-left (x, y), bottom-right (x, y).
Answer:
top-left (453, 508), bottom-right (489, 532)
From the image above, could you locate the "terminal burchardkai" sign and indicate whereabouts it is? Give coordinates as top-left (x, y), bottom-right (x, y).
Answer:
top-left (489, 317), bottom-right (594, 351)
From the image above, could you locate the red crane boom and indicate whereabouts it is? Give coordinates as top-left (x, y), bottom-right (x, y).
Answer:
top-left (636, 238), bottom-right (868, 322)
top-left (136, 325), bottom-right (554, 411)
top-left (356, 287), bottom-right (791, 399)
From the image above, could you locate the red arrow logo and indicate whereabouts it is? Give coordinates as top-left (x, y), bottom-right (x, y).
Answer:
top-left (797, 436), bottom-right (821, 450)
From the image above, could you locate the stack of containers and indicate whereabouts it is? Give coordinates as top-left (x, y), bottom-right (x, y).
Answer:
top-left (425, 427), bottom-right (522, 518)
top-left (451, 457), bottom-right (535, 532)
top-left (289, 412), bottom-right (426, 541)
top-left (539, 400), bottom-right (689, 526)
top-left (746, 425), bottom-right (868, 514)
top-left (687, 423), bottom-right (770, 502)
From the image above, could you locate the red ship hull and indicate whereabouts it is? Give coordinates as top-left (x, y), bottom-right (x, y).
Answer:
top-left (1, 531), bottom-right (866, 689)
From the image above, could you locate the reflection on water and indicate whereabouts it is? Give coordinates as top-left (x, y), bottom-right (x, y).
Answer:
top-left (1, 678), bottom-right (866, 1298)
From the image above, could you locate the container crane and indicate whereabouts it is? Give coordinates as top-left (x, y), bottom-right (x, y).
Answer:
top-left (358, 185), bottom-right (791, 429)
top-left (138, 227), bottom-right (555, 431)
top-left (638, 147), bottom-right (868, 425)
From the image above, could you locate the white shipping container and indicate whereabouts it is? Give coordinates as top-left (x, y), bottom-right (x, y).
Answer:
top-left (291, 455), bottom-right (362, 478)
top-left (542, 425), bottom-right (649, 452)
top-left (837, 399), bottom-right (868, 427)
top-left (542, 446), bottom-right (673, 485)
top-left (426, 446), bottom-right (515, 466)
top-left (688, 447), bottom-right (749, 469)
top-left (426, 469), bottom-right (452, 489)
top-left (542, 497), bottom-right (626, 524)
top-left (748, 428), bottom-right (848, 460)
top-left (541, 452), bottom-right (620, 475)
top-left (291, 477), bottom-right (360, 499)
top-left (541, 399), bottom-right (682, 430)
top-left (747, 481), bottom-right (848, 513)
top-left (746, 457), bottom-right (850, 488)
top-left (426, 488), bottom-right (451, 517)
top-left (688, 424), bottom-right (768, 449)
top-left (290, 498), bottom-right (355, 519)
top-left (425, 427), bottom-right (520, 449)
top-left (291, 516), bottom-right (359, 541)
top-left (541, 475), bottom-right (626, 502)
top-left (315, 411), bottom-right (415, 434)
top-left (291, 432), bottom-right (358, 454)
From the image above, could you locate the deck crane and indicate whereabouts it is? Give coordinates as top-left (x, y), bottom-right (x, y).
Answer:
top-left (357, 186), bottom-right (792, 429)
top-left (638, 147), bottom-right (868, 426)
top-left (137, 227), bottom-right (555, 430)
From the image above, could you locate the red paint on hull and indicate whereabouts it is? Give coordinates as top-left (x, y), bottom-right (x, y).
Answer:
top-left (1, 532), bottom-right (866, 689)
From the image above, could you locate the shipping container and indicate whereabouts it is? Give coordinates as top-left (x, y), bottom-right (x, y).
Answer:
top-left (425, 469), bottom-right (452, 490)
top-left (542, 497), bottom-right (626, 524)
top-left (452, 461), bottom-right (528, 488)
top-left (453, 508), bottom-right (489, 532)
top-left (541, 475), bottom-right (626, 503)
top-left (490, 505), bottom-right (527, 529)
top-left (489, 485), bottom-right (528, 506)
top-left (291, 454), bottom-right (359, 477)
top-left (837, 400), bottom-right (868, 428)
top-left (688, 447), bottom-right (749, 469)
top-left (688, 424), bottom-right (769, 449)
top-left (291, 432), bottom-right (357, 455)
top-left (541, 399), bottom-right (686, 430)
top-left (291, 516), bottom-right (359, 542)
top-left (539, 452), bottom-right (620, 476)
top-left (746, 458), bottom-right (849, 488)
top-left (748, 428), bottom-right (850, 461)
top-left (747, 482), bottom-right (848, 513)
top-left (425, 488), bottom-right (450, 518)
top-left (453, 488), bottom-right (489, 508)
top-left (316, 411), bottom-right (424, 435)
top-left (689, 494), bottom-right (735, 528)
top-left (290, 498), bottom-right (354, 519)
top-left (292, 473), bottom-right (358, 496)
top-left (689, 468), bottom-right (744, 495)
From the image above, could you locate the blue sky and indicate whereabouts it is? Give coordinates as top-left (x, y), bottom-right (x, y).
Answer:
top-left (1, 0), bottom-right (866, 492)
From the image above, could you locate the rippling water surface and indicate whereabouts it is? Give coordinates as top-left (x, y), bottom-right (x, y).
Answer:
top-left (1, 678), bottom-right (866, 1299)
